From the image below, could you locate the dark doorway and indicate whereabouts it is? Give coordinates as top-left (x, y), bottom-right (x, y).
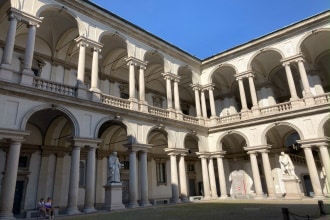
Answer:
top-left (189, 179), bottom-right (196, 196)
top-left (303, 175), bottom-right (314, 197)
top-left (13, 181), bottom-right (24, 214)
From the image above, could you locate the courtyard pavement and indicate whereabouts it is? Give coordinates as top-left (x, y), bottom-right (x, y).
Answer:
top-left (24, 198), bottom-right (330, 220)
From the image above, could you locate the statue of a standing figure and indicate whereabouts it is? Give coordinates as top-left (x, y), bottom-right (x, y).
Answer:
top-left (108, 152), bottom-right (122, 183)
top-left (279, 152), bottom-right (297, 178)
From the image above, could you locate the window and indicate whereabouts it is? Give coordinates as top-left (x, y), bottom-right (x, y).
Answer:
top-left (79, 161), bottom-right (86, 187)
top-left (18, 156), bottom-right (29, 170)
top-left (152, 96), bottom-right (163, 108)
top-left (188, 164), bottom-right (195, 172)
top-left (155, 159), bottom-right (167, 185)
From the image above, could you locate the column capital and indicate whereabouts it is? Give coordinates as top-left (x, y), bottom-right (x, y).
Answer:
top-left (280, 53), bottom-right (304, 65)
top-left (162, 72), bottom-right (180, 81)
top-left (234, 70), bottom-right (254, 80)
top-left (0, 129), bottom-right (30, 141)
top-left (211, 151), bottom-right (227, 158)
top-left (74, 36), bottom-right (103, 49)
top-left (164, 147), bottom-right (188, 156)
top-left (196, 151), bottom-right (210, 159)
top-left (190, 83), bottom-right (202, 91)
top-left (244, 145), bottom-right (271, 153)
top-left (66, 137), bottom-right (102, 148)
top-left (124, 143), bottom-right (152, 152)
top-left (297, 137), bottom-right (330, 148)
top-left (9, 8), bottom-right (43, 26)
top-left (202, 83), bottom-right (215, 91)
top-left (125, 56), bottom-right (148, 67)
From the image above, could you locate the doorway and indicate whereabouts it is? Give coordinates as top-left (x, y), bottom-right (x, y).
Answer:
top-left (13, 181), bottom-right (24, 214)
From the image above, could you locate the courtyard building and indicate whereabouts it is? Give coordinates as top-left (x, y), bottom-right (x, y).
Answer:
top-left (0, 0), bottom-right (329, 219)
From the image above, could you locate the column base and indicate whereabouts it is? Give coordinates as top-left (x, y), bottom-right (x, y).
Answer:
top-left (129, 98), bottom-right (139, 111)
top-left (0, 64), bottom-right (15, 82)
top-left (139, 101), bottom-right (149, 113)
top-left (202, 196), bottom-right (211, 200)
top-left (219, 195), bottom-right (228, 199)
top-left (91, 90), bottom-right (102, 102)
top-left (172, 199), bottom-right (182, 204)
top-left (66, 208), bottom-right (81, 215)
top-left (303, 96), bottom-right (315, 106)
top-left (290, 99), bottom-right (304, 110)
top-left (20, 69), bottom-right (34, 86)
top-left (0, 212), bottom-right (15, 220)
top-left (140, 201), bottom-right (152, 207)
top-left (254, 194), bottom-right (265, 199)
top-left (83, 207), bottom-right (97, 213)
top-left (127, 202), bottom-right (139, 208)
top-left (76, 83), bottom-right (89, 99)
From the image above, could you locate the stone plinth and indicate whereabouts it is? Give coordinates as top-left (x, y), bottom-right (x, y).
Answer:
top-left (282, 177), bottom-right (302, 200)
top-left (103, 183), bottom-right (125, 211)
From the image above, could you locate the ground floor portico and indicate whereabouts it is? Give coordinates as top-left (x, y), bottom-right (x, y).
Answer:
top-left (0, 96), bottom-right (329, 219)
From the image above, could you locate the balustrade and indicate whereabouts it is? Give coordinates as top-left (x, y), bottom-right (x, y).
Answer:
top-left (33, 78), bottom-right (76, 96)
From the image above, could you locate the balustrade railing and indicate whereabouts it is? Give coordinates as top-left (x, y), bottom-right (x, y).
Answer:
top-left (217, 113), bottom-right (241, 124)
top-left (259, 101), bottom-right (292, 115)
top-left (183, 114), bottom-right (200, 124)
top-left (33, 78), bottom-right (76, 96)
top-left (148, 106), bottom-right (169, 118)
top-left (314, 92), bottom-right (330, 104)
top-left (101, 94), bottom-right (130, 109)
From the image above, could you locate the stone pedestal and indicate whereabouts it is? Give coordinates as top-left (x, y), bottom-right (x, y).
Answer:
top-left (282, 177), bottom-right (302, 199)
top-left (103, 183), bottom-right (125, 211)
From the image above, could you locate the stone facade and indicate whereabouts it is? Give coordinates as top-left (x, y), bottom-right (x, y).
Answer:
top-left (0, 0), bottom-right (329, 219)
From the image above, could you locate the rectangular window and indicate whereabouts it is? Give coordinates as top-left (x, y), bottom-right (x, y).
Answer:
top-left (79, 161), bottom-right (86, 187)
top-left (18, 156), bottom-right (29, 170)
top-left (156, 160), bottom-right (166, 185)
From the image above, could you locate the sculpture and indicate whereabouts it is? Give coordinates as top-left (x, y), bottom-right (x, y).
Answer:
top-left (279, 151), bottom-right (297, 178)
top-left (108, 152), bottom-right (122, 183)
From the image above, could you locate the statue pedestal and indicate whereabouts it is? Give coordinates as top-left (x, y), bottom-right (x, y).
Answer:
top-left (282, 177), bottom-right (302, 200)
top-left (103, 183), bottom-right (126, 211)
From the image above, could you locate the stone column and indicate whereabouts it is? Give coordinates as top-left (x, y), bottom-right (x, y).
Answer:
top-left (282, 62), bottom-right (299, 100)
top-left (208, 87), bottom-right (216, 117)
top-left (76, 41), bottom-right (87, 85)
top-left (66, 146), bottom-right (81, 214)
top-left (128, 61), bottom-right (136, 100)
top-left (208, 158), bottom-right (218, 198)
top-left (248, 75), bottom-right (258, 109)
top-left (237, 78), bottom-right (248, 111)
top-left (128, 149), bottom-right (138, 208)
top-left (140, 151), bottom-right (151, 206)
top-left (201, 90), bottom-right (207, 118)
top-left (83, 146), bottom-right (97, 213)
top-left (165, 76), bottom-right (173, 109)
top-left (139, 65), bottom-right (146, 103)
top-left (248, 152), bottom-right (264, 198)
top-left (193, 87), bottom-right (202, 117)
top-left (1, 13), bottom-right (17, 66)
top-left (22, 24), bottom-right (37, 74)
top-left (169, 153), bottom-right (181, 203)
top-left (302, 145), bottom-right (323, 197)
top-left (90, 47), bottom-right (100, 92)
top-left (199, 155), bottom-right (211, 199)
top-left (173, 79), bottom-right (181, 112)
top-left (215, 155), bottom-right (228, 199)
top-left (318, 145), bottom-right (330, 190)
top-left (0, 140), bottom-right (22, 220)
top-left (296, 58), bottom-right (313, 98)
top-left (178, 154), bottom-right (188, 202)
top-left (260, 150), bottom-right (276, 198)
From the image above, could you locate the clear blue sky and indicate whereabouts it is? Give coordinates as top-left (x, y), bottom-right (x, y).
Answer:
top-left (90, 0), bottom-right (329, 59)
